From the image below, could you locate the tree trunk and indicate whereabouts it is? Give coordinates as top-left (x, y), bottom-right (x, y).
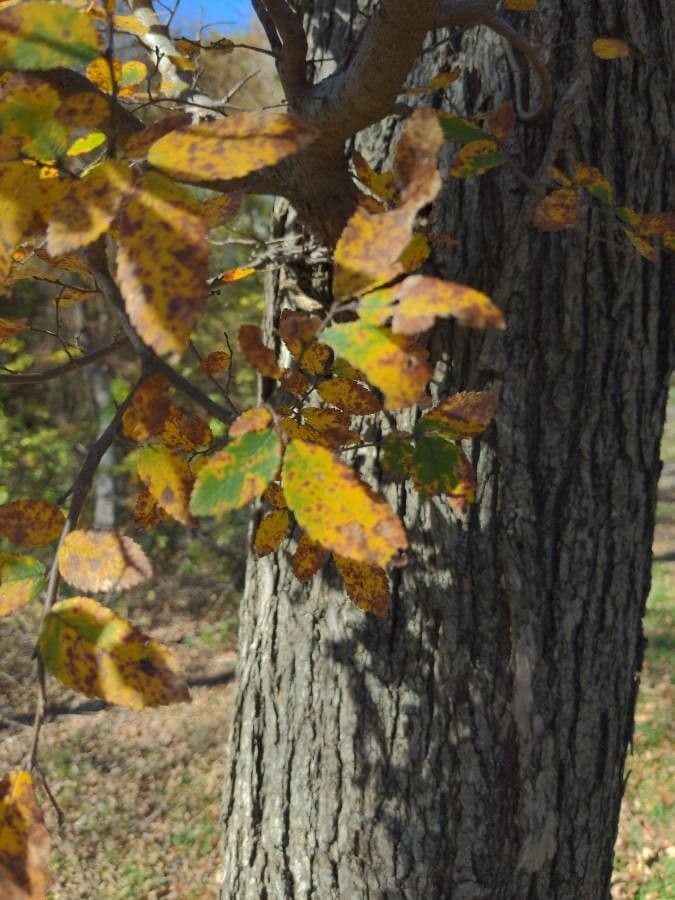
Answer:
top-left (220, 2), bottom-right (673, 897)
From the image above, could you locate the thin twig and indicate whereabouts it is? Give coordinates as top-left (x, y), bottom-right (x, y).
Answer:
top-left (0, 337), bottom-right (128, 385)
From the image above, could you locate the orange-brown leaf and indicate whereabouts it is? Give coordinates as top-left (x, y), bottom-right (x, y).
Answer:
top-left (121, 373), bottom-right (171, 441)
top-left (133, 487), bottom-right (167, 530)
top-left (159, 405), bottom-right (213, 452)
top-left (238, 325), bottom-right (281, 378)
top-left (392, 275), bottom-right (505, 333)
top-left (334, 554), bottom-right (390, 618)
top-left (278, 309), bottom-right (321, 358)
top-left (229, 406), bottom-right (273, 438)
top-left (534, 189), bottom-right (584, 231)
top-left (58, 530), bottom-right (152, 592)
top-left (316, 378), bottom-right (382, 415)
top-left (0, 500), bottom-right (64, 548)
top-left (446, 449), bottom-right (477, 515)
top-left (299, 341), bottom-right (334, 376)
top-left (418, 391), bottom-right (499, 439)
top-left (254, 508), bottom-right (290, 556)
top-left (291, 532), bottom-right (329, 583)
top-left (0, 316), bottom-right (27, 344)
top-left (199, 349), bottom-right (231, 375)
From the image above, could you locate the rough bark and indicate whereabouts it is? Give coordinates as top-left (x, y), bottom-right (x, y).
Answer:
top-left (220, 1), bottom-right (673, 897)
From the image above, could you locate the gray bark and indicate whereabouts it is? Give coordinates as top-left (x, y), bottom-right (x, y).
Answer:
top-left (220, 1), bottom-right (673, 897)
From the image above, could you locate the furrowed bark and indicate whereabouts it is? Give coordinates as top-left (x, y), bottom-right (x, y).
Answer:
top-left (220, 1), bottom-right (673, 897)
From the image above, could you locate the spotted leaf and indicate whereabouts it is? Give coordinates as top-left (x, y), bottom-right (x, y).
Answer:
top-left (0, 500), bottom-right (64, 548)
top-left (135, 446), bottom-right (194, 525)
top-left (57, 530), bottom-right (152, 593)
top-left (334, 555), bottom-right (390, 618)
top-left (254, 509), bottom-right (291, 557)
top-left (0, 770), bottom-right (50, 900)
top-left (0, 553), bottom-right (45, 617)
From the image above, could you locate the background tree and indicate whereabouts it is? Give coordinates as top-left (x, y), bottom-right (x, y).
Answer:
top-left (0, 2), bottom-right (671, 898)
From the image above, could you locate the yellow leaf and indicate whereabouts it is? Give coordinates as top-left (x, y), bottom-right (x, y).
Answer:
top-left (623, 228), bottom-right (657, 263)
top-left (592, 38), bottom-right (630, 59)
top-left (57, 530), bottom-right (152, 593)
top-left (66, 131), bottom-right (106, 156)
top-left (334, 554), bottom-right (390, 618)
top-left (147, 112), bottom-right (318, 183)
top-left (449, 139), bottom-right (506, 178)
top-left (0, 499), bottom-right (64, 547)
top-left (291, 532), bottom-right (329, 583)
top-left (217, 265), bottom-right (256, 283)
top-left (351, 150), bottom-right (397, 202)
top-left (391, 275), bottom-right (505, 333)
top-left (0, 553), bottom-right (45, 617)
top-left (113, 13), bottom-right (149, 36)
top-left (116, 172), bottom-right (210, 356)
top-left (38, 596), bottom-right (190, 709)
top-left (299, 341), bottom-right (333, 376)
top-left (398, 233), bottom-right (431, 272)
top-left (533, 188), bottom-right (584, 231)
top-left (46, 160), bottom-right (133, 256)
top-left (0, 163), bottom-right (41, 284)
top-left (135, 446), bottom-right (195, 525)
top-left (122, 113), bottom-right (191, 159)
top-left (282, 440), bottom-right (408, 566)
top-left (121, 373), bottom-right (171, 441)
top-left (0, 770), bottom-right (50, 899)
top-left (323, 322), bottom-right (431, 410)
top-left (254, 508), bottom-right (291, 556)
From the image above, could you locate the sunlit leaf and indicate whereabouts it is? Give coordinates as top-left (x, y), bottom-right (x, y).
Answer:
top-left (217, 265), bottom-right (256, 284)
top-left (0, 500), bottom-right (64, 548)
top-left (46, 160), bottom-right (134, 256)
top-left (39, 596), bottom-right (190, 709)
top-left (190, 428), bottom-right (281, 516)
top-left (291, 532), bottom-right (328, 583)
top-left (411, 434), bottom-right (460, 500)
top-left (121, 374), bottom-right (171, 441)
top-left (57, 530), bottom-right (152, 593)
top-left (533, 188), bottom-right (584, 231)
top-left (323, 322), bottom-right (431, 410)
top-left (147, 112), bottom-right (318, 182)
top-left (592, 38), bottom-right (630, 59)
top-left (238, 324), bottom-right (281, 378)
top-left (351, 150), bottom-right (396, 202)
top-left (417, 391), bottom-right (499, 440)
top-left (122, 114), bottom-right (191, 159)
top-left (316, 377), bottom-right (382, 415)
top-left (334, 554), bottom-right (390, 618)
top-left (66, 131), bottom-right (106, 156)
top-left (391, 275), bottom-right (505, 333)
top-left (0, 163), bottom-right (41, 284)
top-left (449, 139), bottom-right (506, 178)
top-left (282, 440), bottom-right (408, 566)
top-left (0, 1), bottom-right (100, 70)
top-left (254, 508), bottom-right (290, 556)
top-left (0, 553), bottom-right (45, 617)
top-left (116, 172), bottom-right (209, 356)
top-left (229, 406), bottom-right (273, 438)
top-left (135, 446), bottom-right (195, 525)
top-left (0, 770), bottom-right (50, 899)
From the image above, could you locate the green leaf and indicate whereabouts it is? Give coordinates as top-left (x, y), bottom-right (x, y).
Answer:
top-left (0, 2), bottom-right (101, 71)
top-left (411, 434), bottom-right (460, 500)
top-left (381, 433), bottom-right (413, 481)
top-left (437, 113), bottom-right (487, 145)
top-left (190, 428), bottom-right (281, 515)
top-left (0, 552), bottom-right (45, 617)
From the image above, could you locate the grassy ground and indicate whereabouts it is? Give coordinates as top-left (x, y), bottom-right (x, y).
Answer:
top-left (1, 404), bottom-right (673, 898)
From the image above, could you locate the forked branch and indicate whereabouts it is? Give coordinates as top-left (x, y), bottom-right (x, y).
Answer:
top-left (254, 0), bottom-right (308, 96)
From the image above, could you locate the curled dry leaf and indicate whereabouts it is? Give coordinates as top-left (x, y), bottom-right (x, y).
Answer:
top-left (0, 770), bottom-right (50, 900)
top-left (147, 111), bottom-right (318, 182)
top-left (418, 391), bottom-right (499, 440)
top-left (38, 597), bottom-right (190, 709)
top-left (392, 107), bottom-right (443, 205)
top-left (58, 530), bottom-right (152, 593)
top-left (190, 428), bottom-right (281, 516)
top-left (0, 553), bottom-right (45, 617)
top-left (391, 275), bottom-right (505, 333)
top-left (334, 554), bottom-right (390, 618)
top-left (292, 532), bottom-right (329, 583)
top-left (0, 500), bottom-right (64, 548)
top-left (282, 440), bottom-right (408, 567)
top-left (254, 508), bottom-right (291, 556)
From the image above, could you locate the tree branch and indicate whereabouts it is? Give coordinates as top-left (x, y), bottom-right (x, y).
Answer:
top-left (0, 337), bottom-right (127, 385)
top-left (256, 0), bottom-right (308, 97)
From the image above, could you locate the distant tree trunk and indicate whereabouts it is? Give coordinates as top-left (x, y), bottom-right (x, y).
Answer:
top-left (220, 1), bottom-right (673, 897)
top-left (90, 364), bottom-right (116, 530)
